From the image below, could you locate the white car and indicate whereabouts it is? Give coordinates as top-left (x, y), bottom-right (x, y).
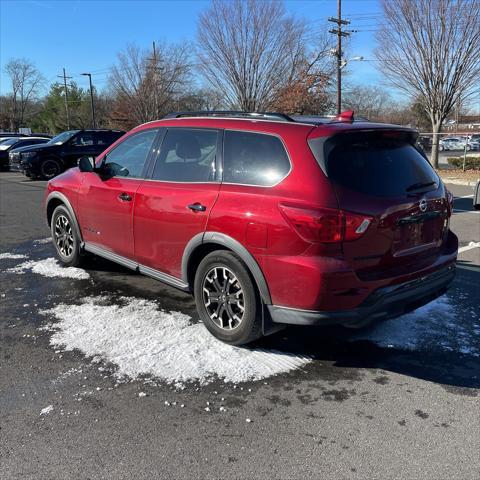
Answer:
top-left (440, 137), bottom-right (469, 151)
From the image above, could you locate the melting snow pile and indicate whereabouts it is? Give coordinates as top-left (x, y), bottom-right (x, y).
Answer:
top-left (353, 296), bottom-right (479, 357)
top-left (6, 257), bottom-right (90, 279)
top-left (41, 296), bottom-right (311, 386)
top-left (0, 253), bottom-right (28, 260)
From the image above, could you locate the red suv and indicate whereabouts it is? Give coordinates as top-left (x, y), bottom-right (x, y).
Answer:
top-left (45, 111), bottom-right (457, 345)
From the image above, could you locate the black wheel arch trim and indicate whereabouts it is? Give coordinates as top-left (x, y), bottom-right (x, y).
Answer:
top-left (46, 191), bottom-right (83, 243)
top-left (182, 232), bottom-right (272, 305)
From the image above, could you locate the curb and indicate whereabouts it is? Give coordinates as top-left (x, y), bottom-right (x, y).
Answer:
top-left (441, 178), bottom-right (479, 187)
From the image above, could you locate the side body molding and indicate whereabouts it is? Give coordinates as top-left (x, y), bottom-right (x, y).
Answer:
top-left (46, 191), bottom-right (83, 243)
top-left (182, 232), bottom-right (272, 305)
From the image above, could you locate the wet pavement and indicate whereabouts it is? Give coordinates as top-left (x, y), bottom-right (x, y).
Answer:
top-left (1, 172), bottom-right (479, 479)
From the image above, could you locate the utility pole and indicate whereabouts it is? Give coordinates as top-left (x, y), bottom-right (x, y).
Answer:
top-left (328, 0), bottom-right (350, 114)
top-left (81, 73), bottom-right (97, 128)
top-left (151, 41), bottom-right (159, 118)
top-left (57, 68), bottom-right (72, 129)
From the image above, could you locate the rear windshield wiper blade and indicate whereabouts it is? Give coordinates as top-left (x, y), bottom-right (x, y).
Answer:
top-left (405, 181), bottom-right (437, 192)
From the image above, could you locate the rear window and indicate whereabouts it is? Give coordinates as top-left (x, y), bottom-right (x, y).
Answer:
top-left (310, 132), bottom-right (439, 197)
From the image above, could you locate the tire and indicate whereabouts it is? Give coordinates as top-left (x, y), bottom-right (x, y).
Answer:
top-left (194, 250), bottom-right (263, 345)
top-left (51, 205), bottom-right (85, 267)
top-left (39, 158), bottom-right (62, 180)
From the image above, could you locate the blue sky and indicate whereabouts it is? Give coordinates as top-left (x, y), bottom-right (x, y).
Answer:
top-left (0, 0), bottom-right (385, 96)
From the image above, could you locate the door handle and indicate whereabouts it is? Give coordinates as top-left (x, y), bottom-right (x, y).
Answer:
top-left (118, 192), bottom-right (132, 202)
top-left (187, 203), bottom-right (207, 212)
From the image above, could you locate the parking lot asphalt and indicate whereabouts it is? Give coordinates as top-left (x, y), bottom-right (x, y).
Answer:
top-left (0, 172), bottom-right (479, 479)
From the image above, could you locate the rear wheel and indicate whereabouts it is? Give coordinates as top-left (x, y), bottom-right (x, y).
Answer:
top-left (51, 205), bottom-right (84, 267)
top-left (39, 158), bottom-right (62, 180)
top-left (194, 250), bottom-right (262, 345)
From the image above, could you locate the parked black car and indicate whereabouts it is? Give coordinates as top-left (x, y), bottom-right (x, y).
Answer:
top-left (0, 137), bottom-right (50, 171)
top-left (9, 129), bottom-right (125, 180)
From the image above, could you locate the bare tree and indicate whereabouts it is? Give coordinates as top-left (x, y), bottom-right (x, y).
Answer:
top-left (375, 0), bottom-right (480, 168)
top-left (4, 58), bottom-right (44, 131)
top-left (270, 31), bottom-right (335, 114)
top-left (197, 0), bottom-right (309, 111)
top-left (342, 85), bottom-right (392, 120)
top-left (108, 42), bottom-right (191, 129)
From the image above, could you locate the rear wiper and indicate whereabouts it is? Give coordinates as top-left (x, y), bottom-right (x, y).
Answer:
top-left (406, 181), bottom-right (437, 192)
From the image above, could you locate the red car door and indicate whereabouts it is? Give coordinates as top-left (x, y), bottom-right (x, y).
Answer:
top-left (77, 128), bottom-right (160, 259)
top-left (134, 127), bottom-right (221, 278)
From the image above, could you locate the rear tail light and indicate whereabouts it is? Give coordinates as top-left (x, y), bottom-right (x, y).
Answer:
top-left (279, 204), bottom-right (372, 243)
top-left (446, 190), bottom-right (454, 215)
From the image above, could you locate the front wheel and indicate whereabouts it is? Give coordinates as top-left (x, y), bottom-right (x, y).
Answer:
top-left (39, 158), bottom-right (62, 180)
top-left (194, 251), bottom-right (262, 345)
top-left (51, 205), bottom-right (85, 267)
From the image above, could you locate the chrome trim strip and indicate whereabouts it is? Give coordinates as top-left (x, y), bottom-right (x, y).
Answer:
top-left (83, 242), bottom-right (189, 291)
top-left (84, 243), bottom-right (137, 270)
top-left (138, 264), bottom-right (189, 290)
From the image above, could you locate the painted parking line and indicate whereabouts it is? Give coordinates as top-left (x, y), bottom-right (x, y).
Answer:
top-left (458, 242), bottom-right (480, 254)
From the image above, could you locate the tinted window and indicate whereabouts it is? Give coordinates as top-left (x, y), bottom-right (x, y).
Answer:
top-left (104, 129), bottom-right (158, 179)
top-left (96, 131), bottom-right (123, 146)
top-left (316, 132), bottom-right (439, 197)
top-left (70, 132), bottom-right (94, 146)
top-left (152, 128), bottom-right (218, 182)
top-left (223, 131), bottom-right (290, 186)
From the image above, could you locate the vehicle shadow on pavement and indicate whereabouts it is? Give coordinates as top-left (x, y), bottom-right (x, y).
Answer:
top-left (453, 196), bottom-right (474, 211)
top-left (260, 328), bottom-right (480, 390)
top-left (257, 264), bottom-right (480, 391)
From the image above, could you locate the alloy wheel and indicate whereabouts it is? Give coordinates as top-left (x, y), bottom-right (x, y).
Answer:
top-left (54, 214), bottom-right (74, 258)
top-left (202, 266), bottom-right (245, 330)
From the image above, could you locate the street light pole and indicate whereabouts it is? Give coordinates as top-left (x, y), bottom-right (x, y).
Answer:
top-left (81, 73), bottom-right (96, 129)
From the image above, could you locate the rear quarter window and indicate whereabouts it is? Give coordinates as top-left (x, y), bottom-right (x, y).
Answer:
top-left (223, 131), bottom-right (290, 186)
top-left (310, 131), bottom-right (439, 197)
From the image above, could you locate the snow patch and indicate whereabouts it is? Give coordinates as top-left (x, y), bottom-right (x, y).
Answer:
top-left (34, 238), bottom-right (52, 245)
top-left (353, 296), bottom-right (479, 356)
top-left (7, 257), bottom-right (89, 279)
top-left (0, 253), bottom-right (28, 260)
top-left (40, 405), bottom-right (53, 415)
top-left (41, 296), bottom-right (311, 386)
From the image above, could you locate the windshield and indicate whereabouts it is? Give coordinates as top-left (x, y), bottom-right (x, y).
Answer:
top-left (47, 130), bottom-right (79, 145)
top-left (1, 137), bottom-right (26, 146)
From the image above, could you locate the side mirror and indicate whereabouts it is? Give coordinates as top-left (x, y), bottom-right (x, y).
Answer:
top-left (474, 180), bottom-right (480, 211)
top-left (78, 156), bottom-right (95, 173)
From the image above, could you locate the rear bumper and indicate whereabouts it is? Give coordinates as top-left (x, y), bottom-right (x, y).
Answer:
top-left (268, 263), bottom-right (456, 328)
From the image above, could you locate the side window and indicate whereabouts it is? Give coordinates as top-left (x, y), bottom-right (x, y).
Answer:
top-left (96, 132), bottom-right (120, 146)
top-left (223, 131), bottom-right (290, 186)
top-left (95, 133), bottom-right (109, 145)
top-left (104, 129), bottom-right (158, 179)
top-left (70, 132), bottom-right (94, 146)
top-left (152, 128), bottom-right (218, 182)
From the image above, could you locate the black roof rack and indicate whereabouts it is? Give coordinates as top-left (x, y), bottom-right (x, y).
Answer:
top-left (164, 111), bottom-right (295, 122)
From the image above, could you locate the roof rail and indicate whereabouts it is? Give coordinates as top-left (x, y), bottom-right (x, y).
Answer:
top-left (164, 111), bottom-right (295, 122)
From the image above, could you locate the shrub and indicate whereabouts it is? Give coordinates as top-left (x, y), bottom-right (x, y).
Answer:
top-left (447, 156), bottom-right (480, 170)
